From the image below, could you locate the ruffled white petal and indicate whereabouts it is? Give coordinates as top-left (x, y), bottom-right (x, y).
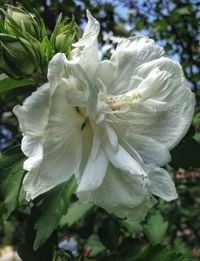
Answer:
top-left (48, 52), bottom-right (97, 118)
top-left (72, 10), bottom-right (100, 78)
top-left (134, 68), bottom-right (170, 101)
top-left (96, 60), bottom-right (115, 93)
top-left (149, 168), bottom-right (178, 201)
top-left (103, 142), bottom-right (147, 179)
top-left (14, 82), bottom-right (84, 199)
top-left (120, 133), bottom-right (171, 167)
top-left (22, 136), bottom-right (43, 171)
top-left (77, 129), bottom-right (155, 220)
top-left (96, 36), bottom-right (164, 95)
top-left (48, 53), bottom-right (68, 90)
top-left (71, 11), bottom-right (100, 116)
top-left (79, 164), bottom-right (156, 220)
top-left (13, 83), bottom-right (50, 135)
top-left (109, 58), bottom-right (195, 150)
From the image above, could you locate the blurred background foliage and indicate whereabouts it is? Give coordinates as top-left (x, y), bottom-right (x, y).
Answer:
top-left (0, 0), bottom-right (200, 260)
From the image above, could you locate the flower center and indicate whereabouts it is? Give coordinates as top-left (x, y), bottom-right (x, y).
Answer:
top-left (106, 91), bottom-right (142, 111)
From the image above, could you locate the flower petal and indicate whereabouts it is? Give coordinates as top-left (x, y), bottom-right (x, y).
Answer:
top-left (13, 83), bottom-right (50, 135)
top-left (22, 136), bottom-right (43, 171)
top-left (67, 62), bottom-right (98, 118)
top-left (134, 68), bottom-right (170, 101)
top-left (149, 168), bottom-right (178, 201)
top-left (79, 164), bottom-right (156, 220)
top-left (14, 83), bottom-right (84, 199)
top-left (48, 53), bottom-right (68, 89)
top-left (104, 123), bottom-right (119, 152)
top-left (96, 60), bottom-right (115, 94)
top-left (103, 141), bottom-right (147, 178)
top-left (109, 58), bottom-right (195, 150)
top-left (97, 36), bottom-right (164, 95)
top-left (72, 10), bottom-right (100, 78)
top-left (120, 133), bottom-right (171, 167)
top-left (48, 52), bottom-right (98, 118)
top-left (77, 130), bottom-right (108, 201)
top-left (71, 11), bottom-right (100, 117)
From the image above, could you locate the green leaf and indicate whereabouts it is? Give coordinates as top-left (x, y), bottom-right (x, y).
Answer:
top-left (18, 219), bottom-right (57, 261)
top-left (0, 77), bottom-right (36, 94)
top-left (132, 244), bottom-right (188, 261)
top-left (0, 145), bottom-right (25, 217)
top-left (122, 220), bottom-right (143, 235)
top-left (0, 145), bottom-right (23, 172)
top-left (50, 13), bottom-right (63, 48)
top-left (144, 211), bottom-right (168, 245)
top-left (174, 238), bottom-right (193, 258)
top-left (59, 200), bottom-right (93, 227)
top-left (40, 36), bottom-right (53, 67)
top-left (33, 177), bottom-right (77, 250)
top-left (0, 20), bottom-right (7, 33)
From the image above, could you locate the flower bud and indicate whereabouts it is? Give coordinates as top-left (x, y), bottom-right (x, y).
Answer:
top-left (55, 33), bottom-right (68, 51)
top-left (4, 5), bottom-right (37, 38)
top-left (0, 34), bottom-right (39, 77)
top-left (53, 17), bottom-right (80, 55)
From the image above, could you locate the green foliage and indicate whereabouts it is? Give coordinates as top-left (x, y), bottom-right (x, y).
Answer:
top-left (0, 145), bottom-right (25, 217)
top-left (143, 211), bottom-right (168, 245)
top-left (122, 219), bottom-right (143, 235)
top-left (59, 201), bottom-right (93, 227)
top-left (174, 238), bottom-right (194, 258)
top-left (18, 217), bottom-right (57, 261)
top-left (0, 77), bottom-right (36, 94)
top-left (34, 177), bottom-right (77, 250)
top-left (0, 3), bottom-right (80, 82)
top-left (132, 244), bottom-right (188, 261)
top-left (50, 14), bottom-right (80, 59)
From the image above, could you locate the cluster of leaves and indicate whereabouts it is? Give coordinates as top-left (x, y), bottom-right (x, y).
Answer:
top-left (0, 1), bottom-right (199, 261)
top-left (0, 2), bottom-right (80, 83)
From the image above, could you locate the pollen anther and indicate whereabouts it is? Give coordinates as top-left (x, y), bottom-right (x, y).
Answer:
top-left (106, 91), bottom-right (142, 111)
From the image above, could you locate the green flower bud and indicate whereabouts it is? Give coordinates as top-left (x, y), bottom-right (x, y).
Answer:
top-left (54, 23), bottom-right (80, 55)
top-left (55, 33), bottom-right (68, 51)
top-left (0, 34), bottom-right (39, 77)
top-left (4, 5), bottom-right (37, 38)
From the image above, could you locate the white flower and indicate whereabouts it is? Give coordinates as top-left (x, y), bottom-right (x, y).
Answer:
top-left (13, 11), bottom-right (195, 220)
